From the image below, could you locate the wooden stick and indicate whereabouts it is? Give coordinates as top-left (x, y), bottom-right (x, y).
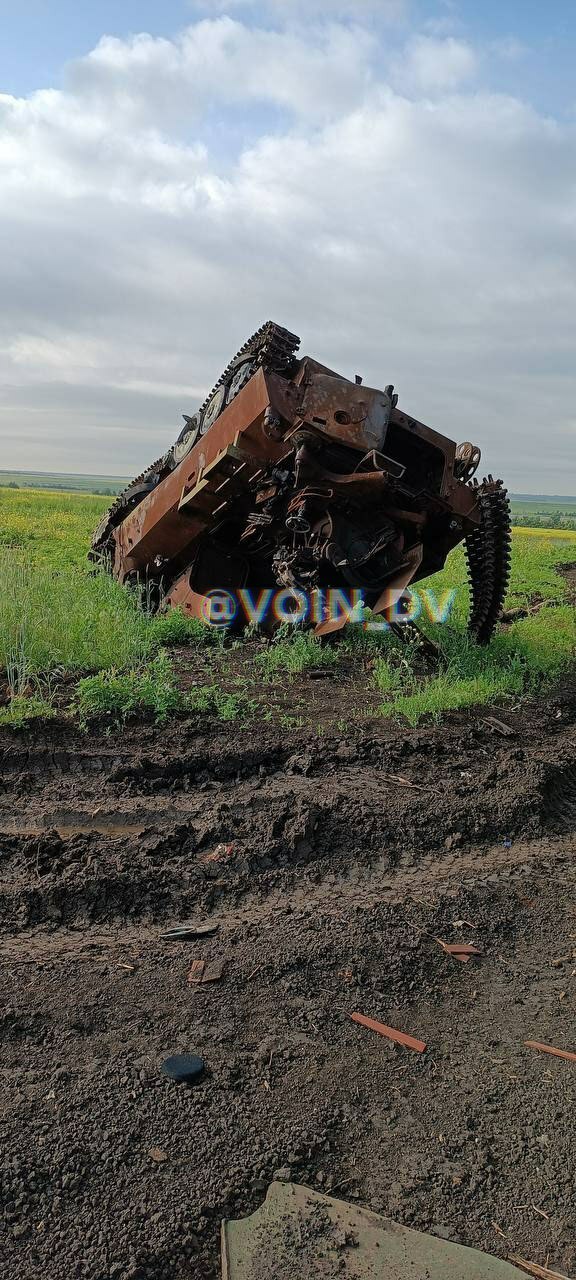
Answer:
top-left (380, 773), bottom-right (434, 793)
top-left (351, 1012), bottom-right (426, 1053)
top-left (508, 1255), bottom-right (572, 1279)
top-left (524, 1040), bottom-right (576, 1064)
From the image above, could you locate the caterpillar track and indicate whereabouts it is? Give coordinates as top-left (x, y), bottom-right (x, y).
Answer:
top-left (91, 323), bottom-right (511, 643)
top-left (465, 478), bottom-right (512, 645)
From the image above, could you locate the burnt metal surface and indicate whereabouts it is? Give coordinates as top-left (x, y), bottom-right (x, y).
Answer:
top-left (91, 322), bottom-right (511, 641)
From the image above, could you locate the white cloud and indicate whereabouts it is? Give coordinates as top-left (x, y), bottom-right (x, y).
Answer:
top-left (0, 17), bottom-right (574, 490)
top-left (401, 36), bottom-right (477, 91)
top-left (68, 18), bottom-right (376, 125)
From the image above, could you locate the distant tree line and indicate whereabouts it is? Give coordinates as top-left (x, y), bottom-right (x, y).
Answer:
top-left (0, 481), bottom-right (123, 495)
top-left (514, 511), bottom-right (576, 530)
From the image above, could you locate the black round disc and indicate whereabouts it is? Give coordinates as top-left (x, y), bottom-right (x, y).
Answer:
top-left (161, 1054), bottom-right (205, 1084)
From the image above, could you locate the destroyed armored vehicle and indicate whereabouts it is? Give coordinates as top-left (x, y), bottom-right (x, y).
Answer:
top-left (91, 323), bottom-right (511, 639)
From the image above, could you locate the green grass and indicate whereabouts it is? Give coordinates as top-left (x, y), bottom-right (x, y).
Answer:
top-left (0, 486), bottom-right (110, 569)
top-left (371, 534), bottom-right (575, 723)
top-left (0, 485), bottom-right (574, 728)
top-left (1, 551), bottom-right (151, 678)
top-left (255, 628), bottom-right (339, 679)
top-left (0, 551), bottom-right (221, 687)
top-left (0, 486), bottom-right (223, 714)
top-left (0, 471), bottom-right (130, 495)
top-left (0, 694), bottom-right (55, 729)
top-left (75, 652), bottom-right (252, 726)
top-left (74, 651), bottom-right (187, 725)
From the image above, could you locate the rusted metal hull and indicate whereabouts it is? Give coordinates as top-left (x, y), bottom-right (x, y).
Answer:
top-left (91, 323), bottom-right (511, 642)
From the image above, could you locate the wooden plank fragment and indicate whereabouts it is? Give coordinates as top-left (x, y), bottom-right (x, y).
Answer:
top-left (524, 1040), bottom-right (576, 1064)
top-left (436, 940), bottom-right (482, 955)
top-left (187, 959), bottom-right (206, 985)
top-left (202, 960), bottom-right (226, 984)
top-left (351, 1012), bottom-right (426, 1053)
top-left (435, 939), bottom-right (483, 964)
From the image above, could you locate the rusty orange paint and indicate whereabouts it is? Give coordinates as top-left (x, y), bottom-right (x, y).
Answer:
top-left (524, 1040), bottom-right (576, 1064)
top-left (351, 1012), bottom-right (426, 1053)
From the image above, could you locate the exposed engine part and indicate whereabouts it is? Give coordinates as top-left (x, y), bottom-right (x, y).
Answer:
top-left (91, 322), bottom-right (511, 644)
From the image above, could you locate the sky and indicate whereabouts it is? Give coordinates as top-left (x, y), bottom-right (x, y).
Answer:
top-left (1, 1), bottom-right (575, 491)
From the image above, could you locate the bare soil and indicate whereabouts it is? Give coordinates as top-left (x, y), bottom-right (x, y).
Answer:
top-left (1, 681), bottom-right (576, 1279)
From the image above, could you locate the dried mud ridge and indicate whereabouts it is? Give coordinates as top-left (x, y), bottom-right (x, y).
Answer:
top-left (1, 687), bottom-right (576, 1280)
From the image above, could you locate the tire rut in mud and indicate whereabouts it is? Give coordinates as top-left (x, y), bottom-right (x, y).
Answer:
top-left (1, 710), bottom-right (575, 931)
top-left (542, 760), bottom-right (576, 833)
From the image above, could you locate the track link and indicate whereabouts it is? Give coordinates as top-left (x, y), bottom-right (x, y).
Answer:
top-left (197, 320), bottom-right (300, 422)
top-left (465, 477), bottom-right (512, 644)
top-left (89, 454), bottom-right (171, 564)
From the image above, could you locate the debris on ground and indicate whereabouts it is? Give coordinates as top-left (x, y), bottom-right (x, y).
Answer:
top-left (201, 843), bottom-right (236, 865)
top-left (3, 693), bottom-right (576, 1279)
top-left (435, 940), bottom-right (483, 964)
top-left (350, 1012), bottom-right (426, 1053)
top-left (482, 718), bottom-right (516, 737)
top-left (187, 959), bottom-right (206, 984)
top-left (160, 1054), bottom-right (205, 1084)
top-left (508, 1257), bottom-right (573, 1279)
top-left (202, 959), bottom-right (226, 984)
top-left (187, 958), bottom-right (225, 985)
top-left (524, 1041), bottom-right (576, 1064)
top-left (381, 773), bottom-right (434, 793)
top-left (222, 1182), bottom-right (531, 1278)
top-left (148, 1148), bottom-right (168, 1163)
top-left (161, 922), bottom-right (220, 940)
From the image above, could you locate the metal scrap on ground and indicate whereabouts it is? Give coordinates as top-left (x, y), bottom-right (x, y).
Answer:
top-left (221, 1182), bottom-right (533, 1278)
top-left (161, 922), bottom-right (219, 940)
top-left (201, 844), bottom-right (236, 865)
top-left (187, 959), bottom-right (206, 984)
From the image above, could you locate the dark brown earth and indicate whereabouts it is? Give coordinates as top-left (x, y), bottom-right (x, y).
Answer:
top-left (1, 682), bottom-right (576, 1280)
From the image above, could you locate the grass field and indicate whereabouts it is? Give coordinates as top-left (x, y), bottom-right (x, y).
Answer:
top-left (0, 470), bottom-right (130, 495)
top-left (0, 487), bottom-right (574, 727)
top-left (510, 496), bottom-right (576, 530)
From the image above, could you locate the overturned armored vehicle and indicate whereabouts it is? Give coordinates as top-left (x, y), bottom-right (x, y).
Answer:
top-left (91, 323), bottom-right (511, 640)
